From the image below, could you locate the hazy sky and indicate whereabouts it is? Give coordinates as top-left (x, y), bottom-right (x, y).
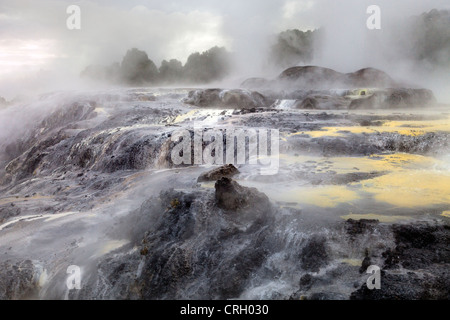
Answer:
top-left (0, 0), bottom-right (449, 99)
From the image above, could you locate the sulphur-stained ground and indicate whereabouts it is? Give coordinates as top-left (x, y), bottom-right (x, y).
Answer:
top-left (0, 88), bottom-right (448, 300)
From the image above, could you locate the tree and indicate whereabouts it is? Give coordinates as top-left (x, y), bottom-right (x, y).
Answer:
top-left (410, 9), bottom-right (450, 69)
top-left (270, 29), bottom-right (320, 69)
top-left (159, 59), bottom-right (183, 83)
top-left (183, 46), bottom-right (231, 83)
top-left (120, 48), bottom-right (159, 84)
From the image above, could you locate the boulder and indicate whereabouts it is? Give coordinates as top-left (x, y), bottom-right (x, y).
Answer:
top-left (277, 66), bottom-right (396, 90)
top-left (183, 89), bottom-right (273, 109)
top-left (349, 88), bottom-right (436, 109)
top-left (197, 164), bottom-right (239, 182)
top-left (215, 177), bottom-right (270, 211)
top-left (243, 66), bottom-right (397, 91)
top-left (240, 77), bottom-right (271, 90)
top-left (351, 222), bottom-right (450, 300)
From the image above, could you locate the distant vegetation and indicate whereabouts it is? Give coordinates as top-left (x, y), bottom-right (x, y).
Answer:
top-left (407, 9), bottom-right (450, 70)
top-left (269, 29), bottom-right (321, 69)
top-left (82, 46), bottom-right (232, 85)
top-left (81, 30), bottom-right (322, 86)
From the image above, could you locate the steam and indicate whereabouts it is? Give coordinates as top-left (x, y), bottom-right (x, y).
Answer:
top-left (0, 0), bottom-right (449, 101)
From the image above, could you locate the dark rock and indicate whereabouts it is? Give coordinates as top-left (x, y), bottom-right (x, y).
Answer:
top-left (0, 205), bottom-right (21, 223)
top-left (360, 256), bottom-right (372, 274)
top-left (300, 235), bottom-right (329, 272)
top-left (215, 177), bottom-right (270, 211)
top-left (91, 184), bottom-right (276, 300)
top-left (351, 270), bottom-right (450, 300)
top-left (345, 219), bottom-right (379, 240)
top-left (0, 260), bottom-right (39, 300)
top-left (309, 292), bottom-right (348, 300)
top-left (197, 164), bottom-right (239, 182)
top-left (183, 89), bottom-right (273, 109)
top-left (278, 66), bottom-right (343, 88)
top-left (383, 223), bottom-right (450, 270)
top-left (240, 77), bottom-right (271, 90)
top-left (351, 222), bottom-right (450, 300)
top-left (277, 66), bottom-right (396, 90)
top-left (349, 89), bottom-right (436, 109)
top-left (299, 273), bottom-right (316, 290)
top-left (297, 97), bottom-right (317, 109)
top-left (346, 68), bottom-right (396, 88)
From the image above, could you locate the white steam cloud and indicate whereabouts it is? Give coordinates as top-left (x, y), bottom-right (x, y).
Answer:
top-left (0, 0), bottom-right (449, 101)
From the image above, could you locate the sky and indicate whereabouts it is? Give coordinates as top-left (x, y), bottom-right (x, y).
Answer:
top-left (0, 0), bottom-right (449, 99)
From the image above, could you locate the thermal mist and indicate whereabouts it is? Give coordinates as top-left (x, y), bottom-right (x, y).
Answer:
top-left (0, 0), bottom-right (449, 101)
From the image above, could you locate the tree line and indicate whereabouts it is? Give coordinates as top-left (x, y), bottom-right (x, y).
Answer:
top-left (81, 29), bottom-right (319, 85)
top-left (81, 46), bottom-right (232, 85)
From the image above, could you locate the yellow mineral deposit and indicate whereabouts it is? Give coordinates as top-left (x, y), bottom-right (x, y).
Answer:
top-left (340, 213), bottom-right (412, 223)
top-left (355, 171), bottom-right (450, 207)
top-left (263, 152), bottom-right (449, 210)
top-left (284, 114), bottom-right (450, 138)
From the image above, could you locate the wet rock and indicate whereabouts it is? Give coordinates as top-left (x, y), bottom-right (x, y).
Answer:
top-left (309, 292), bottom-right (348, 300)
top-left (277, 66), bottom-right (396, 90)
top-left (346, 68), bottom-right (397, 88)
top-left (383, 223), bottom-right (450, 270)
top-left (295, 95), bottom-right (349, 110)
top-left (183, 89), bottom-right (273, 109)
top-left (278, 66), bottom-right (343, 89)
top-left (215, 177), bottom-right (270, 211)
top-left (0, 205), bottom-right (21, 223)
top-left (345, 219), bottom-right (379, 240)
top-left (350, 270), bottom-right (450, 300)
top-left (197, 164), bottom-right (239, 182)
top-left (299, 273), bottom-right (316, 290)
top-left (40, 101), bottom-right (96, 130)
top-left (0, 260), bottom-right (39, 300)
top-left (360, 256), bottom-right (372, 274)
top-left (349, 88), bottom-right (436, 109)
top-left (86, 184), bottom-right (276, 300)
top-left (351, 222), bottom-right (450, 300)
top-left (240, 77), bottom-right (272, 90)
top-left (300, 235), bottom-right (329, 272)
top-left (241, 66), bottom-right (436, 110)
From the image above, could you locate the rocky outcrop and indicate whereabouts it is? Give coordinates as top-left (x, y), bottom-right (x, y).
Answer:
top-left (75, 184), bottom-right (277, 300)
top-left (351, 222), bottom-right (450, 300)
top-left (197, 164), bottom-right (239, 182)
top-left (242, 66), bottom-right (398, 91)
top-left (215, 177), bottom-right (270, 211)
top-left (240, 66), bottom-right (436, 109)
top-left (183, 89), bottom-right (274, 109)
top-left (272, 88), bottom-right (436, 110)
top-left (300, 235), bottom-right (329, 272)
top-left (349, 88), bottom-right (436, 109)
top-left (0, 260), bottom-right (41, 300)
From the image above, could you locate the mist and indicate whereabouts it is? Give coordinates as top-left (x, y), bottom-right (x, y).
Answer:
top-left (0, 0), bottom-right (449, 101)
